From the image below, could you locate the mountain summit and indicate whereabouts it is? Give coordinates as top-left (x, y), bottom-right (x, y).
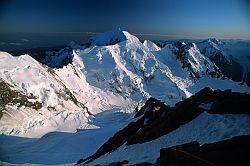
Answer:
top-left (89, 27), bottom-right (128, 46)
top-left (1, 29), bottom-right (249, 137)
top-left (0, 29), bottom-right (250, 165)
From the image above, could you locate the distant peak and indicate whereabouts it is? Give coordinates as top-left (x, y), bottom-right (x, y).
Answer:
top-left (208, 38), bottom-right (219, 42)
top-left (203, 38), bottom-right (222, 45)
top-left (174, 41), bottom-right (196, 50)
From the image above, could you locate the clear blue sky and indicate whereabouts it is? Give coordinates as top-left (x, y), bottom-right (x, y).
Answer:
top-left (0, 0), bottom-right (249, 39)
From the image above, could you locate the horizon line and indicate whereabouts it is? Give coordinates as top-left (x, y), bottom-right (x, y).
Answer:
top-left (0, 31), bottom-right (249, 40)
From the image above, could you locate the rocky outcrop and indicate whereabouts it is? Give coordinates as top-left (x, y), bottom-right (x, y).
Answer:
top-left (76, 98), bottom-right (171, 164)
top-left (208, 89), bottom-right (250, 114)
top-left (127, 88), bottom-right (250, 145)
top-left (107, 160), bottom-right (129, 166)
top-left (156, 135), bottom-right (250, 166)
top-left (173, 42), bottom-right (222, 79)
top-left (76, 87), bottom-right (250, 165)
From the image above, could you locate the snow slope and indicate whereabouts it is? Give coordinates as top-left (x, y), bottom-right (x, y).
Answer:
top-left (197, 38), bottom-right (250, 65)
top-left (197, 39), bottom-right (250, 84)
top-left (1, 28), bottom-right (250, 165)
top-left (0, 109), bottom-right (133, 164)
top-left (85, 112), bottom-right (250, 165)
top-left (0, 51), bottom-right (135, 137)
top-left (1, 29), bottom-right (249, 137)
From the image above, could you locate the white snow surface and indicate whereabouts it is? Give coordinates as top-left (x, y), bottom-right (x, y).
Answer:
top-left (0, 51), bottom-right (135, 137)
top-left (0, 29), bottom-right (250, 165)
top-left (197, 39), bottom-right (250, 73)
top-left (86, 112), bottom-right (250, 165)
top-left (0, 109), bottom-right (133, 165)
top-left (89, 27), bottom-right (127, 46)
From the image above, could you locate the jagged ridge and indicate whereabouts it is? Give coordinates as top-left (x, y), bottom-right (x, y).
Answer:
top-left (77, 87), bottom-right (250, 165)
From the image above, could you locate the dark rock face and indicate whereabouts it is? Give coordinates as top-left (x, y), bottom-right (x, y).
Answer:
top-left (208, 90), bottom-right (250, 114)
top-left (156, 135), bottom-right (250, 166)
top-left (130, 162), bottom-right (153, 166)
top-left (128, 87), bottom-right (250, 145)
top-left (246, 72), bottom-right (250, 86)
top-left (77, 88), bottom-right (250, 165)
top-left (107, 160), bottom-right (129, 166)
top-left (209, 52), bottom-right (243, 82)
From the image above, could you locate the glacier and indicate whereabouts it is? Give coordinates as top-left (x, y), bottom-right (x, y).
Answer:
top-left (0, 28), bottom-right (250, 165)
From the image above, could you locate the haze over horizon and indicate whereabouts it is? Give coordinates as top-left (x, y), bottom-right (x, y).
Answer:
top-left (0, 0), bottom-right (250, 40)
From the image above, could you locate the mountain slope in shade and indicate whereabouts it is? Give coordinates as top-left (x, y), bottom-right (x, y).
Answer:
top-left (156, 135), bottom-right (250, 166)
top-left (0, 29), bottom-right (250, 165)
top-left (78, 88), bottom-right (250, 166)
top-left (197, 39), bottom-right (250, 85)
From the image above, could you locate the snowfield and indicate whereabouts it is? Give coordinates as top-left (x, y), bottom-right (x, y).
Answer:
top-left (0, 109), bottom-right (133, 165)
top-left (0, 29), bottom-right (250, 165)
top-left (85, 112), bottom-right (250, 165)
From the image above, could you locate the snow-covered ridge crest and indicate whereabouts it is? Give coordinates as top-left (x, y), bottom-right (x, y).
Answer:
top-left (173, 42), bottom-right (222, 78)
top-left (197, 38), bottom-right (223, 59)
top-left (0, 51), bottom-right (134, 137)
top-left (1, 29), bottom-right (250, 165)
top-left (88, 27), bottom-right (142, 47)
top-left (197, 38), bottom-right (250, 85)
top-left (1, 29), bottom-right (250, 138)
top-left (89, 27), bottom-right (128, 46)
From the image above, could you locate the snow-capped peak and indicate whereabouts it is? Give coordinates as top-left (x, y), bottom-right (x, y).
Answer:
top-left (1, 29), bottom-right (249, 140)
top-left (122, 31), bottom-right (141, 44)
top-left (172, 42), bottom-right (222, 78)
top-left (89, 27), bottom-right (128, 46)
top-left (196, 38), bottom-right (222, 57)
top-left (207, 38), bottom-right (223, 45)
top-left (1, 29), bottom-right (250, 165)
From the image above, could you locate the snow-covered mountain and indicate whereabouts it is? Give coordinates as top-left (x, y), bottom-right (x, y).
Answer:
top-left (0, 28), bottom-right (250, 165)
top-left (197, 38), bottom-right (250, 85)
